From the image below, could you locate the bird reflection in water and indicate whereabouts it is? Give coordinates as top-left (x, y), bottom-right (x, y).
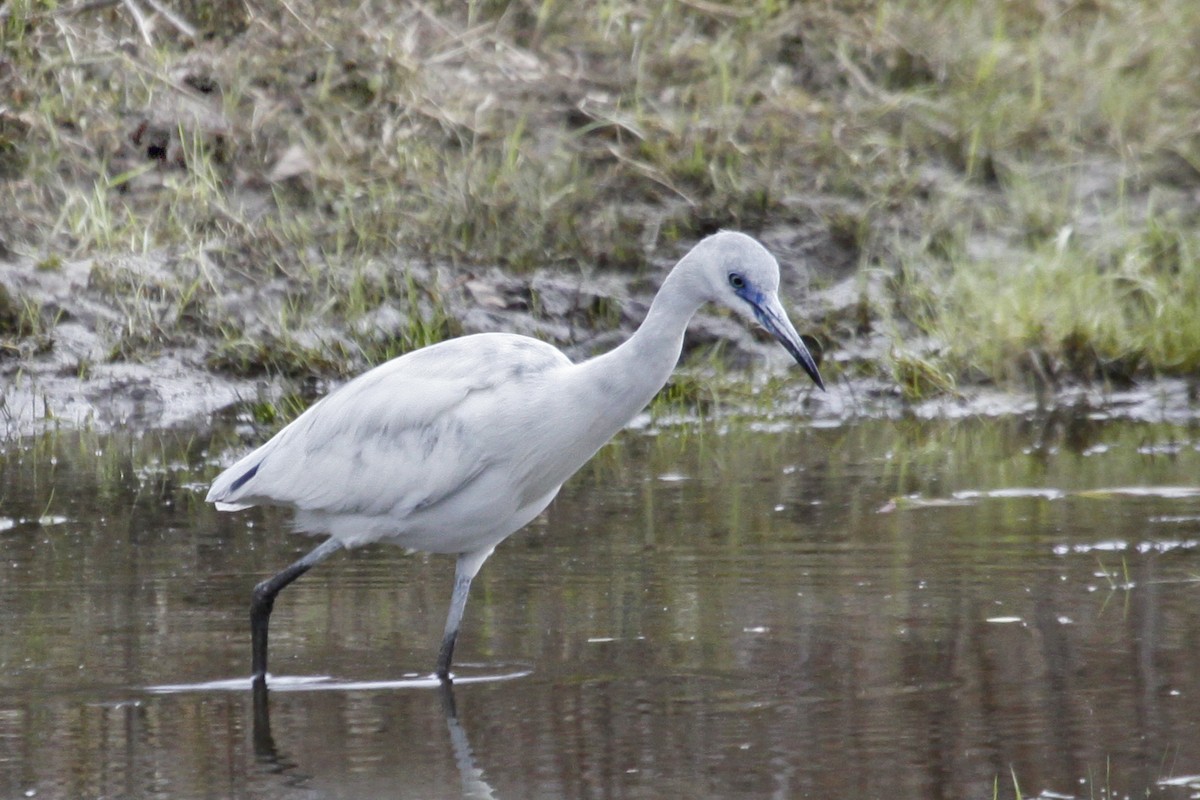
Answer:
top-left (440, 681), bottom-right (499, 800)
top-left (251, 679), bottom-right (499, 799)
top-left (251, 683), bottom-right (311, 788)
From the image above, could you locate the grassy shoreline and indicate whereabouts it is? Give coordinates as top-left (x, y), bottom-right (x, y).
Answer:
top-left (2, 0), bottom-right (1198, 398)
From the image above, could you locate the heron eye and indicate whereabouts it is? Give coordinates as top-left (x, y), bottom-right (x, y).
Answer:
top-left (728, 272), bottom-right (746, 290)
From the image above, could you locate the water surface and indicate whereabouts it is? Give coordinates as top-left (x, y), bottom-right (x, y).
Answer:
top-left (2, 412), bottom-right (1199, 799)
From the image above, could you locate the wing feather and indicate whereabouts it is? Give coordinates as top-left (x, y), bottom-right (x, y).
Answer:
top-left (206, 333), bottom-right (569, 524)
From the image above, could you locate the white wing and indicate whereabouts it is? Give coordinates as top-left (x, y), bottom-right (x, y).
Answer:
top-left (207, 333), bottom-right (571, 521)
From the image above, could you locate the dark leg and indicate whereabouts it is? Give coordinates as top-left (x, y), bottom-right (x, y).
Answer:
top-left (251, 537), bottom-right (343, 685)
top-left (435, 548), bottom-right (493, 680)
top-left (435, 569), bottom-right (473, 680)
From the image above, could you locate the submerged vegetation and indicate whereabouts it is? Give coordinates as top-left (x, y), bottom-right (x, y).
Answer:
top-left (1, 0), bottom-right (1198, 398)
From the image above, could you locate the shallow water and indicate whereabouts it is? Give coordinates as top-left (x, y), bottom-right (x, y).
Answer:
top-left (2, 412), bottom-right (1200, 799)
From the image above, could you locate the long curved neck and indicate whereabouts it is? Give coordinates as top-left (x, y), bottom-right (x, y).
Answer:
top-left (572, 264), bottom-right (703, 428)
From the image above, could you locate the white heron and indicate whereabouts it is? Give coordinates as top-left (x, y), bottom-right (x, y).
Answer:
top-left (207, 231), bottom-right (824, 684)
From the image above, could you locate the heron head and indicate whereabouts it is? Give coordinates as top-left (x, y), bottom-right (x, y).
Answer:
top-left (688, 231), bottom-right (825, 391)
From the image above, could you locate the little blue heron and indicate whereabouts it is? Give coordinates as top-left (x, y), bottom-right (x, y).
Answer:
top-left (207, 231), bottom-right (824, 684)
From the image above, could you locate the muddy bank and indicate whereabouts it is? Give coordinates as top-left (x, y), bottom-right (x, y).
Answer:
top-left (0, 241), bottom-right (838, 438)
top-left (3, 245), bottom-right (1197, 441)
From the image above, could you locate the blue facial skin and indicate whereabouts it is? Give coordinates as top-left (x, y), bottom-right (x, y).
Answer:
top-left (733, 279), bottom-right (825, 391)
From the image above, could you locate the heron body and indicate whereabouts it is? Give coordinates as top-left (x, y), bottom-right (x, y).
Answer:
top-left (207, 231), bottom-right (824, 683)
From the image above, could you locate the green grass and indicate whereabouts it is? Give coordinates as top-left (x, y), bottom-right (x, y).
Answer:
top-left (863, 0), bottom-right (1200, 393)
top-left (1, 0), bottom-right (1198, 393)
top-left (890, 201), bottom-right (1200, 389)
top-left (0, 281), bottom-right (56, 358)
